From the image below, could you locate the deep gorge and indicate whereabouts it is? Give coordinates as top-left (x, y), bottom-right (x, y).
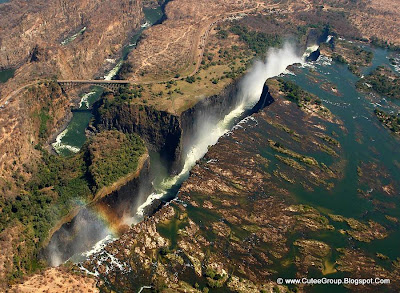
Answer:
top-left (43, 38), bottom-right (319, 266)
top-left (43, 74), bottom-right (271, 264)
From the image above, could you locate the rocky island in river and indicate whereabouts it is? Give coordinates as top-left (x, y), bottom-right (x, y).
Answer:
top-left (0, 0), bottom-right (400, 292)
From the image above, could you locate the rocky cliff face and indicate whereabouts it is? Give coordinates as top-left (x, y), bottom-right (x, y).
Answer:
top-left (93, 78), bottom-right (245, 172)
top-left (0, 81), bottom-right (71, 289)
top-left (77, 79), bottom-right (400, 292)
top-left (179, 80), bottom-right (240, 156)
top-left (94, 102), bottom-right (182, 171)
top-left (0, 0), bottom-right (143, 103)
top-left (0, 0), bottom-right (142, 73)
top-left (0, 0), bottom-right (144, 193)
top-left (0, 81), bottom-right (70, 197)
top-left (75, 84), bottom-right (338, 292)
top-left (42, 154), bottom-right (152, 265)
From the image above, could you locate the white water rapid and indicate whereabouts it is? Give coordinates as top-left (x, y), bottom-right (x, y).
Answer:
top-left (128, 42), bottom-right (307, 224)
top-left (61, 42), bottom-right (317, 267)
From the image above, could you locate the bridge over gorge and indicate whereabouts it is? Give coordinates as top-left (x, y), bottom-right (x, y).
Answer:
top-left (57, 79), bottom-right (132, 92)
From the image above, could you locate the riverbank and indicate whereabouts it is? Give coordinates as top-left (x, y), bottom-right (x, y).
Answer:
top-left (44, 151), bottom-right (149, 249)
top-left (79, 46), bottom-right (400, 291)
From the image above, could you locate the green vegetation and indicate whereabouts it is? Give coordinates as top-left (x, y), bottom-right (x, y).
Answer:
top-left (229, 24), bottom-right (282, 55)
top-left (331, 54), bottom-right (347, 64)
top-left (115, 63), bottom-right (133, 79)
top-left (268, 121), bottom-right (302, 141)
top-left (325, 40), bottom-right (373, 76)
top-left (317, 134), bottom-right (340, 147)
top-left (216, 29), bottom-right (228, 40)
top-left (275, 155), bottom-right (305, 171)
top-left (268, 140), bottom-right (319, 166)
top-left (185, 76), bottom-right (196, 84)
top-left (96, 85), bottom-right (145, 116)
top-left (278, 78), bottom-right (318, 106)
top-left (36, 108), bottom-right (50, 140)
top-left (357, 66), bottom-right (400, 99)
top-left (296, 23), bottom-right (327, 42)
top-left (87, 131), bottom-right (146, 191)
top-left (370, 36), bottom-right (400, 52)
top-left (204, 266), bottom-right (228, 288)
top-left (316, 142), bottom-right (338, 157)
top-left (277, 78), bottom-right (332, 119)
top-left (374, 108), bottom-right (400, 134)
top-left (28, 81), bottom-right (67, 142)
top-left (0, 130), bottom-right (145, 280)
top-left (273, 170), bottom-right (295, 184)
top-left (102, 85), bottom-right (144, 107)
top-left (346, 45), bottom-right (373, 76)
top-left (0, 149), bottom-right (90, 280)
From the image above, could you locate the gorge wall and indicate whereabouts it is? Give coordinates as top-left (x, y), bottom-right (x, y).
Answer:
top-left (0, 0), bottom-right (143, 74)
top-left (93, 102), bottom-right (183, 171)
top-left (0, 81), bottom-right (70, 197)
top-left (93, 78), bottom-right (252, 172)
top-left (42, 155), bottom-right (152, 265)
top-left (0, 0), bottom-right (145, 194)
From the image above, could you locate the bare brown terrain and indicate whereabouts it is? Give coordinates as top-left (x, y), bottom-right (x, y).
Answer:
top-left (0, 0), bottom-right (142, 74)
top-left (10, 268), bottom-right (98, 293)
top-left (0, 0), bottom-right (145, 288)
top-left (126, 0), bottom-right (261, 81)
top-left (0, 82), bottom-right (70, 197)
top-left (2, 0), bottom-right (400, 291)
top-left (350, 0), bottom-right (400, 46)
top-left (0, 0), bottom-right (145, 193)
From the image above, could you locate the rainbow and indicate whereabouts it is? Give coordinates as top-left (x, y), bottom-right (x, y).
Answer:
top-left (91, 201), bottom-right (131, 236)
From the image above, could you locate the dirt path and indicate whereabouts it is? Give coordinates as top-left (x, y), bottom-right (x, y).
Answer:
top-left (135, 3), bottom-right (265, 84)
top-left (1, 1), bottom-right (312, 98)
top-left (136, 1), bottom-right (287, 84)
top-left (0, 80), bottom-right (44, 108)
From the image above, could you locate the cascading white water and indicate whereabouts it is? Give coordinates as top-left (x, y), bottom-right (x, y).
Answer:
top-left (128, 42), bottom-right (306, 224)
top-left (79, 91), bottom-right (96, 109)
top-left (62, 42), bottom-right (315, 265)
top-left (104, 60), bottom-right (123, 80)
top-left (61, 27), bottom-right (87, 46)
top-left (52, 128), bottom-right (81, 154)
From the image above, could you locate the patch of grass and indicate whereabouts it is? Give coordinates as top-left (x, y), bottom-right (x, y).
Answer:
top-left (229, 24), bottom-right (282, 55)
top-left (87, 131), bottom-right (146, 191)
top-left (275, 155), bottom-right (305, 171)
top-left (268, 121), bottom-right (302, 140)
top-left (317, 134), bottom-right (340, 147)
top-left (357, 66), bottom-right (400, 99)
top-left (0, 130), bottom-right (145, 279)
top-left (374, 108), bottom-right (400, 134)
top-left (37, 108), bottom-right (50, 140)
top-left (269, 140), bottom-right (319, 166)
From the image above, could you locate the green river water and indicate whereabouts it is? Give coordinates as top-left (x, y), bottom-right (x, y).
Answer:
top-left (139, 46), bottom-right (400, 292)
top-left (271, 47), bottom-right (400, 292)
top-left (0, 68), bottom-right (14, 83)
top-left (52, 6), bottom-right (164, 156)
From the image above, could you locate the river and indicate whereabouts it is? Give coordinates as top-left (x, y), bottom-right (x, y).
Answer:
top-left (45, 41), bottom-right (318, 266)
top-left (0, 68), bottom-right (14, 83)
top-left (68, 40), bottom-right (400, 292)
top-left (224, 45), bottom-right (400, 293)
top-left (52, 6), bottom-right (164, 156)
top-left (46, 23), bottom-right (400, 283)
top-left (283, 46), bottom-right (400, 266)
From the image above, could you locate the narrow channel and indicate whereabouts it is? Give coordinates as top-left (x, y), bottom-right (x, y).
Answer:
top-left (52, 5), bottom-right (165, 156)
top-left (44, 39), bottom-right (319, 266)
